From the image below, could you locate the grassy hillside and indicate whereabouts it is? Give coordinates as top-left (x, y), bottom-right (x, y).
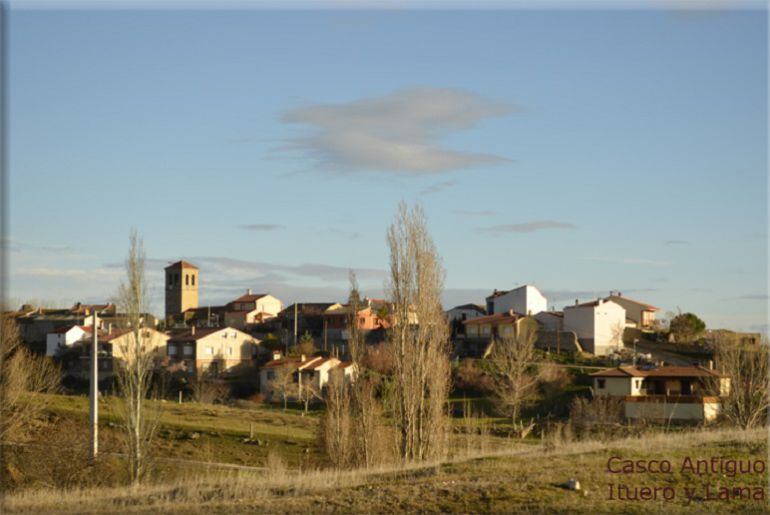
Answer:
top-left (3, 394), bottom-right (767, 514)
top-left (3, 392), bottom-right (322, 491)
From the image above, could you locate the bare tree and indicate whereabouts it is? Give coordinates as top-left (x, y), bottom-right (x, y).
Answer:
top-left (113, 230), bottom-right (162, 486)
top-left (298, 373), bottom-right (322, 414)
top-left (488, 321), bottom-right (540, 425)
top-left (320, 368), bottom-right (352, 468)
top-left (0, 314), bottom-right (60, 442)
top-left (269, 363), bottom-right (296, 410)
top-left (714, 335), bottom-right (769, 429)
top-left (190, 364), bottom-right (229, 404)
top-left (346, 271), bottom-right (386, 467)
top-left (386, 202), bottom-right (451, 462)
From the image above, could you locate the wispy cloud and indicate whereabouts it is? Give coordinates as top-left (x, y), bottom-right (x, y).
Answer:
top-left (453, 209), bottom-right (497, 217)
top-left (328, 228), bottom-right (361, 240)
top-left (420, 180), bottom-right (456, 196)
top-left (735, 294), bottom-right (769, 301)
top-left (664, 239), bottom-right (690, 245)
top-left (584, 257), bottom-right (671, 267)
top-left (279, 87), bottom-right (513, 175)
top-left (240, 224), bottom-right (285, 231)
top-left (481, 220), bottom-right (577, 234)
top-left (15, 267), bottom-right (121, 278)
top-left (4, 239), bottom-right (76, 254)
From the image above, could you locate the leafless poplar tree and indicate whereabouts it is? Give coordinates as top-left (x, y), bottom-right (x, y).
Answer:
top-left (114, 230), bottom-right (162, 485)
top-left (386, 202), bottom-right (451, 462)
top-left (346, 271), bottom-right (385, 467)
top-left (714, 335), bottom-right (769, 429)
top-left (488, 321), bottom-right (540, 425)
top-left (321, 368), bottom-right (352, 468)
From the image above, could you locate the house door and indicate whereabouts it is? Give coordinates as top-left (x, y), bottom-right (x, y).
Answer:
top-left (681, 380), bottom-right (692, 395)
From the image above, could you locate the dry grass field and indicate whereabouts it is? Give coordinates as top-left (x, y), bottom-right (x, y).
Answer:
top-left (2, 393), bottom-right (767, 514)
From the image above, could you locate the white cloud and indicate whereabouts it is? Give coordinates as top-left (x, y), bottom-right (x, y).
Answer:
top-left (240, 224), bottom-right (285, 231)
top-left (481, 220), bottom-right (577, 233)
top-left (584, 257), bottom-right (671, 267)
top-left (420, 180), bottom-right (457, 196)
top-left (279, 87), bottom-right (513, 175)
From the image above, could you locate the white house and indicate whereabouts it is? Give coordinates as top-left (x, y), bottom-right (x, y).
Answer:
top-left (486, 285), bottom-right (547, 316)
top-left (46, 325), bottom-right (90, 357)
top-left (445, 304), bottom-right (485, 322)
top-left (590, 365), bottom-right (729, 423)
top-left (298, 356), bottom-right (344, 392)
top-left (259, 355), bottom-right (357, 399)
top-left (563, 299), bottom-right (626, 356)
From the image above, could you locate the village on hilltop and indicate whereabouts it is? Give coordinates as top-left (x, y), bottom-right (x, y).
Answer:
top-left (5, 259), bottom-right (761, 425)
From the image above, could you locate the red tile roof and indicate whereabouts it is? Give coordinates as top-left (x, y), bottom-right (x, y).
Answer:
top-left (606, 295), bottom-right (660, 311)
top-left (262, 358), bottom-right (300, 369)
top-left (165, 260), bottom-right (198, 270)
top-left (591, 365), bottom-right (725, 378)
top-left (463, 311), bottom-right (524, 326)
top-left (232, 293), bottom-right (267, 303)
top-left (167, 327), bottom-right (232, 342)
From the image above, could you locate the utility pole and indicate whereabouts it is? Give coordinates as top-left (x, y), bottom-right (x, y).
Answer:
top-left (293, 303), bottom-right (298, 349)
top-left (323, 318), bottom-right (328, 353)
top-left (89, 311), bottom-right (99, 460)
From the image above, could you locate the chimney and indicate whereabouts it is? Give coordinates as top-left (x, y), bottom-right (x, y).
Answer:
top-left (247, 288), bottom-right (252, 295)
top-left (508, 309), bottom-right (514, 316)
top-left (272, 351), bottom-right (281, 361)
top-left (598, 298), bottom-right (603, 305)
top-left (575, 299), bottom-right (579, 306)
top-left (708, 360), bottom-right (714, 370)
top-left (300, 354), bottom-right (306, 362)
top-left (191, 326), bottom-right (196, 335)
top-left (107, 323), bottom-right (112, 334)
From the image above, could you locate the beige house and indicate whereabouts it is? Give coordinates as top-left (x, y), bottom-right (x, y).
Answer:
top-left (67, 327), bottom-right (169, 377)
top-left (590, 365), bottom-right (730, 423)
top-left (224, 290), bottom-right (283, 329)
top-left (167, 326), bottom-right (259, 375)
top-left (104, 327), bottom-right (169, 363)
top-left (604, 293), bottom-right (659, 330)
top-left (463, 311), bottom-right (535, 340)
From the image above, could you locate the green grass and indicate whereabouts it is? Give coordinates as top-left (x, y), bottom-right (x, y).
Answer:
top-left (28, 393), bottom-right (321, 471)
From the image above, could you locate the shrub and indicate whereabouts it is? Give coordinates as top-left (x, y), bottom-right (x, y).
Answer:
top-left (569, 395), bottom-right (625, 439)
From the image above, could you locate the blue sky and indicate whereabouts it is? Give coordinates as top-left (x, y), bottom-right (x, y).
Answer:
top-left (7, 8), bottom-right (768, 331)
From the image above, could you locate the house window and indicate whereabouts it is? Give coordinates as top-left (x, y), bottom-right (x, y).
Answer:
top-left (267, 371), bottom-right (275, 380)
top-left (227, 347), bottom-right (233, 355)
top-left (231, 332), bottom-right (237, 338)
top-left (168, 345), bottom-right (177, 354)
top-left (206, 347), bottom-right (214, 355)
top-left (597, 379), bottom-right (606, 389)
top-left (183, 346), bottom-right (193, 356)
top-left (192, 275), bottom-right (195, 286)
